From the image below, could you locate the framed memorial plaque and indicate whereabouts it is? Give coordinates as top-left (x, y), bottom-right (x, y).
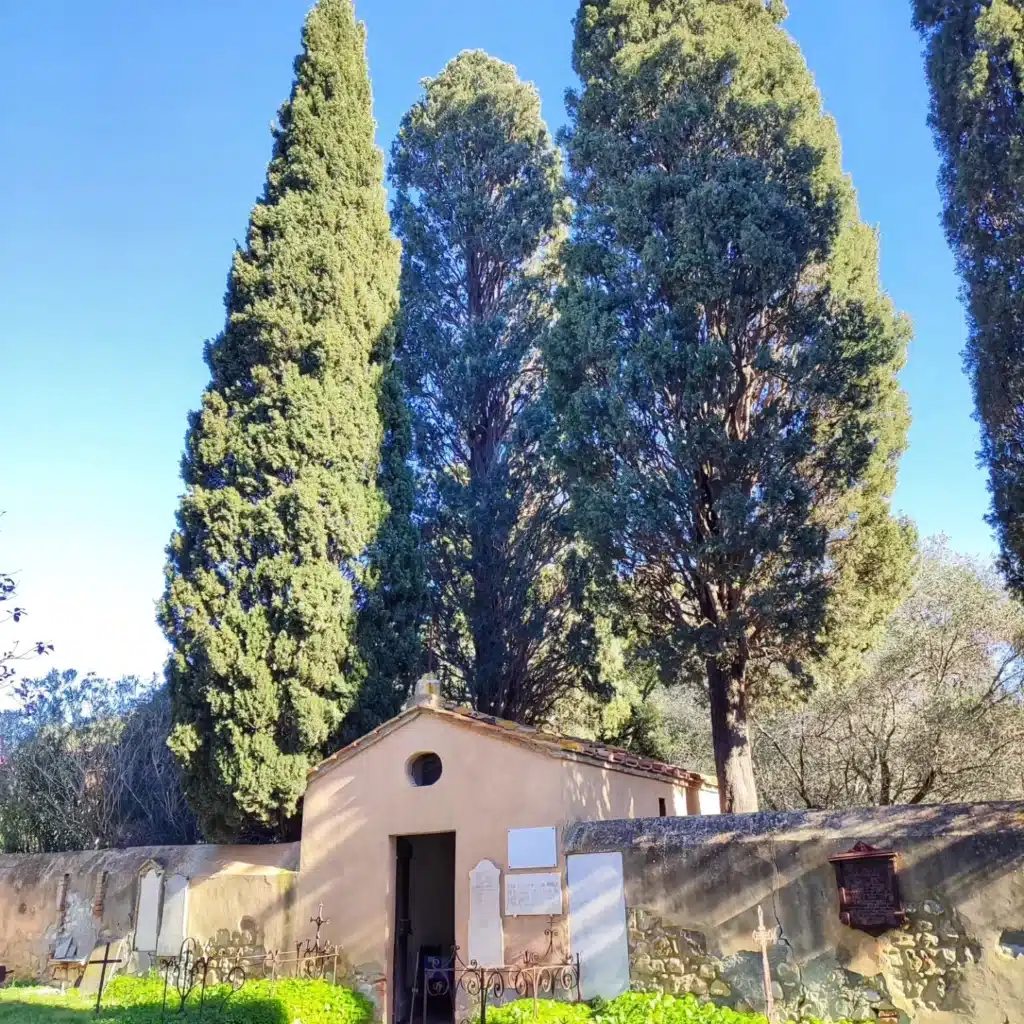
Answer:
top-left (828, 842), bottom-right (905, 936)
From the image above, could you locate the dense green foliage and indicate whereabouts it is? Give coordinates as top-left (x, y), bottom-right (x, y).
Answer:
top-left (344, 321), bottom-right (428, 742)
top-left (159, 0), bottom-right (400, 840)
top-left (487, 993), bottom-right (864, 1024)
top-left (0, 977), bottom-right (372, 1024)
top-left (0, 670), bottom-right (198, 852)
top-left (390, 52), bottom-right (602, 722)
top-left (913, 0), bottom-right (1024, 595)
top-left (546, 0), bottom-right (910, 809)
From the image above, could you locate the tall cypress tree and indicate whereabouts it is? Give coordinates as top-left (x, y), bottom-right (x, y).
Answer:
top-left (345, 355), bottom-right (428, 741)
top-left (389, 52), bottom-right (602, 723)
top-left (159, 0), bottom-right (399, 841)
top-left (913, 1), bottom-right (1024, 593)
top-left (547, 0), bottom-right (911, 810)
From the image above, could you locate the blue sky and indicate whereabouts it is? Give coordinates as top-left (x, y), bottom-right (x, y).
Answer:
top-left (0, 0), bottom-right (990, 681)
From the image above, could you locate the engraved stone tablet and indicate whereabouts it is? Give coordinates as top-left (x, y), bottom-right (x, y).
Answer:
top-left (505, 872), bottom-right (563, 916)
top-left (829, 843), bottom-right (904, 936)
top-left (469, 860), bottom-right (504, 967)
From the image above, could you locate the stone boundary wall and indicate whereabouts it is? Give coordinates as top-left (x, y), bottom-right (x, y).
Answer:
top-left (564, 803), bottom-right (1024, 1023)
top-left (0, 843), bottom-right (300, 980)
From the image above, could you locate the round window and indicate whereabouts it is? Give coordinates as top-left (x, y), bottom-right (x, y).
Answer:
top-left (407, 752), bottom-right (443, 787)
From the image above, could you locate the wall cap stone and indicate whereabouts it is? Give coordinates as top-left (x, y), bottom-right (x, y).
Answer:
top-left (563, 802), bottom-right (1024, 853)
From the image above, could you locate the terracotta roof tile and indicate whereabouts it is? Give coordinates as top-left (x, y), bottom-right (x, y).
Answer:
top-left (308, 699), bottom-right (716, 790)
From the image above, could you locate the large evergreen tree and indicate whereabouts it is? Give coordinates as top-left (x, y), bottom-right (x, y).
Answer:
top-left (913, 1), bottom-right (1024, 593)
top-left (546, 0), bottom-right (911, 810)
top-left (344, 353), bottom-right (427, 741)
top-left (159, 0), bottom-right (399, 841)
top-left (389, 52), bottom-right (601, 723)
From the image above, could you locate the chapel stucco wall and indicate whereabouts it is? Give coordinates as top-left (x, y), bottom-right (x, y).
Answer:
top-left (564, 803), bottom-right (1024, 1024)
top-left (297, 711), bottom-right (708, 1021)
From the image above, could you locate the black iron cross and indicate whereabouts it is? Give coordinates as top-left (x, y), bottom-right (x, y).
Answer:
top-left (88, 942), bottom-right (122, 1015)
top-left (310, 904), bottom-right (330, 946)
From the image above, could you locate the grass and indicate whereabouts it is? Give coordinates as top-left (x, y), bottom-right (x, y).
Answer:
top-left (0, 975), bottom-right (373, 1023)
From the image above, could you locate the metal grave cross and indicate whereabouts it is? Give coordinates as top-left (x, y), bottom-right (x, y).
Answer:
top-left (310, 903), bottom-right (330, 944)
top-left (752, 905), bottom-right (777, 1024)
top-left (87, 942), bottom-right (122, 1015)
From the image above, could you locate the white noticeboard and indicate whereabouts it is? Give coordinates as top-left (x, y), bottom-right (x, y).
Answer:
top-left (508, 826), bottom-right (558, 869)
top-left (505, 872), bottom-right (563, 917)
top-left (567, 853), bottom-right (629, 1001)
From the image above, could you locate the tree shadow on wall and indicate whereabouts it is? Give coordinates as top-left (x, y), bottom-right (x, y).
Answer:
top-left (564, 801), bottom-right (1024, 967)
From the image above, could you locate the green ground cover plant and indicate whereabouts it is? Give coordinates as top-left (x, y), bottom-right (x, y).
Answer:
top-left (487, 993), bottom-right (864, 1024)
top-left (0, 976), bottom-right (372, 1024)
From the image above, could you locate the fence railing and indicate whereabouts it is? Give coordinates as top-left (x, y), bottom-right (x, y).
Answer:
top-left (155, 937), bottom-right (342, 1018)
top-left (414, 944), bottom-right (581, 1024)
top-left (92, 905), bottom-right (340, 1019)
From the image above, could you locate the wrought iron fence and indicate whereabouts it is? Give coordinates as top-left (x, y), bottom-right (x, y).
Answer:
top-left (413, 933), bottom-right (581, 1024)
top-left (92, 905), bottom-right (341, 1019)
top-left (156, 936), bottom-right (342, 1018)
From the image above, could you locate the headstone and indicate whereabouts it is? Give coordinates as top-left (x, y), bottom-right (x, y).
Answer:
top-left (508, 827), bottom-right (558, 869)
top-left (79, 937), bottom-right (128, 995)
top-left (157, 874), bottom-right (189, 956)
top-left (468, 860), bottom-right (504, 967)
top-left (567, 853), bottom-right (629, 1000)
top-left (53, 935), bottom-right (77, 961)
top-left (505, 872), bottom-right (563, 917)
top-left (134, 864), bottom-right (163, 952)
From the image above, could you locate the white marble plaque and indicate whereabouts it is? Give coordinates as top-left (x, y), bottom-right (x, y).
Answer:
top-left (156, 874), bottom-right (189, 956)
top-left (505, 872), bottom-right (563, 916)
top-left (134, 864), bottom-right (163, 952)
top-left (567, 853), bottom-right (629, 1000)
top-left (469, 859), bottom-right (504, 967)
top-left (508, 826), bottom-right (558, 869)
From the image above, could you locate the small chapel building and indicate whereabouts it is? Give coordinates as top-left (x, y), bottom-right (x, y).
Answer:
top-left (296, 679), bottom-right (719, 1022)
top-left (0, 678), bottom-right (717, 1023)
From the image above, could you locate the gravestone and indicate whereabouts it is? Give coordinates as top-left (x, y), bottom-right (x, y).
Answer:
top-left (134, 863), bottom-right (163, 952)
top-left (157, 874), bottom-right (189, 956)
top-left (79, 936), bottom-right (128, 996)
top-left (468, 860), bottom-right (504, 967)
top-left (567, 852), bottom-right (629, 1000)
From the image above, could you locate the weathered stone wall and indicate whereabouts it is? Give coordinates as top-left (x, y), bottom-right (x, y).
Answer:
top-left (564, 803), bottom-right (1024, 1023)
top-left (0, 843), bottom-right (300, 981)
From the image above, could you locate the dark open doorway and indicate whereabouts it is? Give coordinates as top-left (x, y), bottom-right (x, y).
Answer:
top-left (393, 832), bottom-right (456, 1024)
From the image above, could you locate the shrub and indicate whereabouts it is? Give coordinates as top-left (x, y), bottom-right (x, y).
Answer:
top-left (0, 976), bottom-right (374, 1024)
top-left (488, 998), bottom-right (595, 1024)
top-left (487, 993), bottom-right (865, 1024)
top-left (596, 994), bottom-right (769, 1024)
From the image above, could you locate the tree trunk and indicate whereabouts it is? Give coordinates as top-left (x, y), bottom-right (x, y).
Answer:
top-left (707, 658), bottom-right (759, 813)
